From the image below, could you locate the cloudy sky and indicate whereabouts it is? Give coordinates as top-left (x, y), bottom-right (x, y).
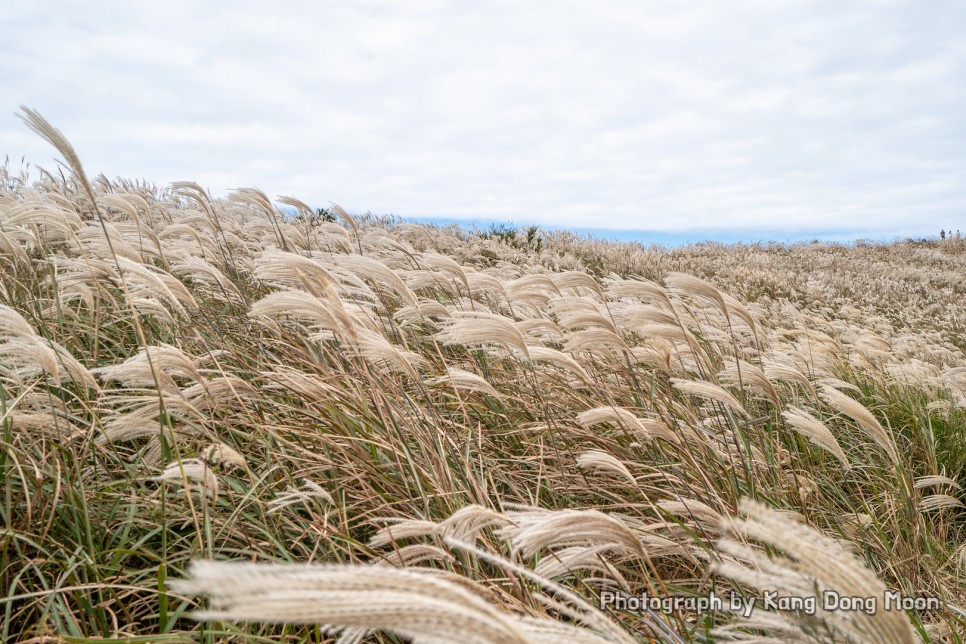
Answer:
top-left (2, 1), bottom-right (964, 241)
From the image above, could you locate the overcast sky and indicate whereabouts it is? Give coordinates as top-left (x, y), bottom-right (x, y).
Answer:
top-left (2, 1), bottom-right (964, 239)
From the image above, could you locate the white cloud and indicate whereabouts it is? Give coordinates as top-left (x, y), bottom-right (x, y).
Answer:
top-left (2, 0), bottom-right (964, 238)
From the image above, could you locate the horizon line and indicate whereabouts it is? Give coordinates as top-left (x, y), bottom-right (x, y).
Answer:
top-left (397, 215), bottom-right (956, 248)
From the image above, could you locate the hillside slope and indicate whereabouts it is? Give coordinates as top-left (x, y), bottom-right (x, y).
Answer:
top-left (1, 114), bottom-right (964, 642)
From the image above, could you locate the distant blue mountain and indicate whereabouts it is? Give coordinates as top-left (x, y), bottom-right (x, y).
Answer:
top-left (401, 216), bottom-right (896, 248)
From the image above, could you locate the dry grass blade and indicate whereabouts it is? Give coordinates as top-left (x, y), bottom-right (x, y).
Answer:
top-left (499, 507), bottom-right (644, 559)
top-left (173, 560), bottom-right (535, 643)
top-left (714, 498), bottom-right (917, 644)
top-left (434, 316), bottom-right (530, 358)
top-left (420, 252), bottom-right (470, 291)
top-left (443, 536), bottom-right (643, 644)
top-left (18, 107), bottom-right (92, 195)
top-left (203, 442), bottom-right (248, 470)
top-left (763, 360), bottom-right (816, 396)
top-left (671, 378), bottom-right (748, 417)
top-left (253, 250), bottom-right (337, 291)
top-left (919, 494), bottom-right (965, 512)
top-left (665, 272), bottom-right (727, 315)
top-left (0, 304), bottom-right (96, 388)
top-left (154, 458), bottom-right (218, 500)
top-left (914, 475), bottom-right (962, 491)
top-left (267, 479), bottom-right (334, 514)
top-left (819, 384), bottom-right (899, 464)
top-left (425, 367), bottom-right (500, 398)
top-left (438, 505), bottom-right (510, 541)
top-left (552, 270), bottom-right (603, 296)
top-left (604, 276), bottom-right (673, 309)
top-left (576, 450), bottom-right (636, 486)
top-left (250, 289), bottom-right (357, 344)
top-left (370, 505), bottom-right (508, 549)
top-left (377, 543), bottom-right (458, 567)
top-left (352, 329), bottom-right (427, 379)
top-left (658, 498), bottom-right (724, 534)
top-left (526, 346), bottom-right (592, 385)
top-left (93, 343), bottom-right (202, 391)
top-left (576, 406), bottom-right (648, 437)
top-left (562, 328), bottom-right (628, 355)
top-left (332, 254), bottom-right (417, 304)
top-left (782, 407), bottom-right (851, 471)
top-left (368, 518), bottom-right (443, 548)
top-left (533, 544), bottom-right (630, 588)
top-left (577, 406), bottom-right (680, 444)
top-left (719, 361), bottom-right (781, 408)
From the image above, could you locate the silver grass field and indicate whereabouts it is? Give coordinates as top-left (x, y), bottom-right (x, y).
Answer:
top-left (0, 108), bottom-right (964, 642)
